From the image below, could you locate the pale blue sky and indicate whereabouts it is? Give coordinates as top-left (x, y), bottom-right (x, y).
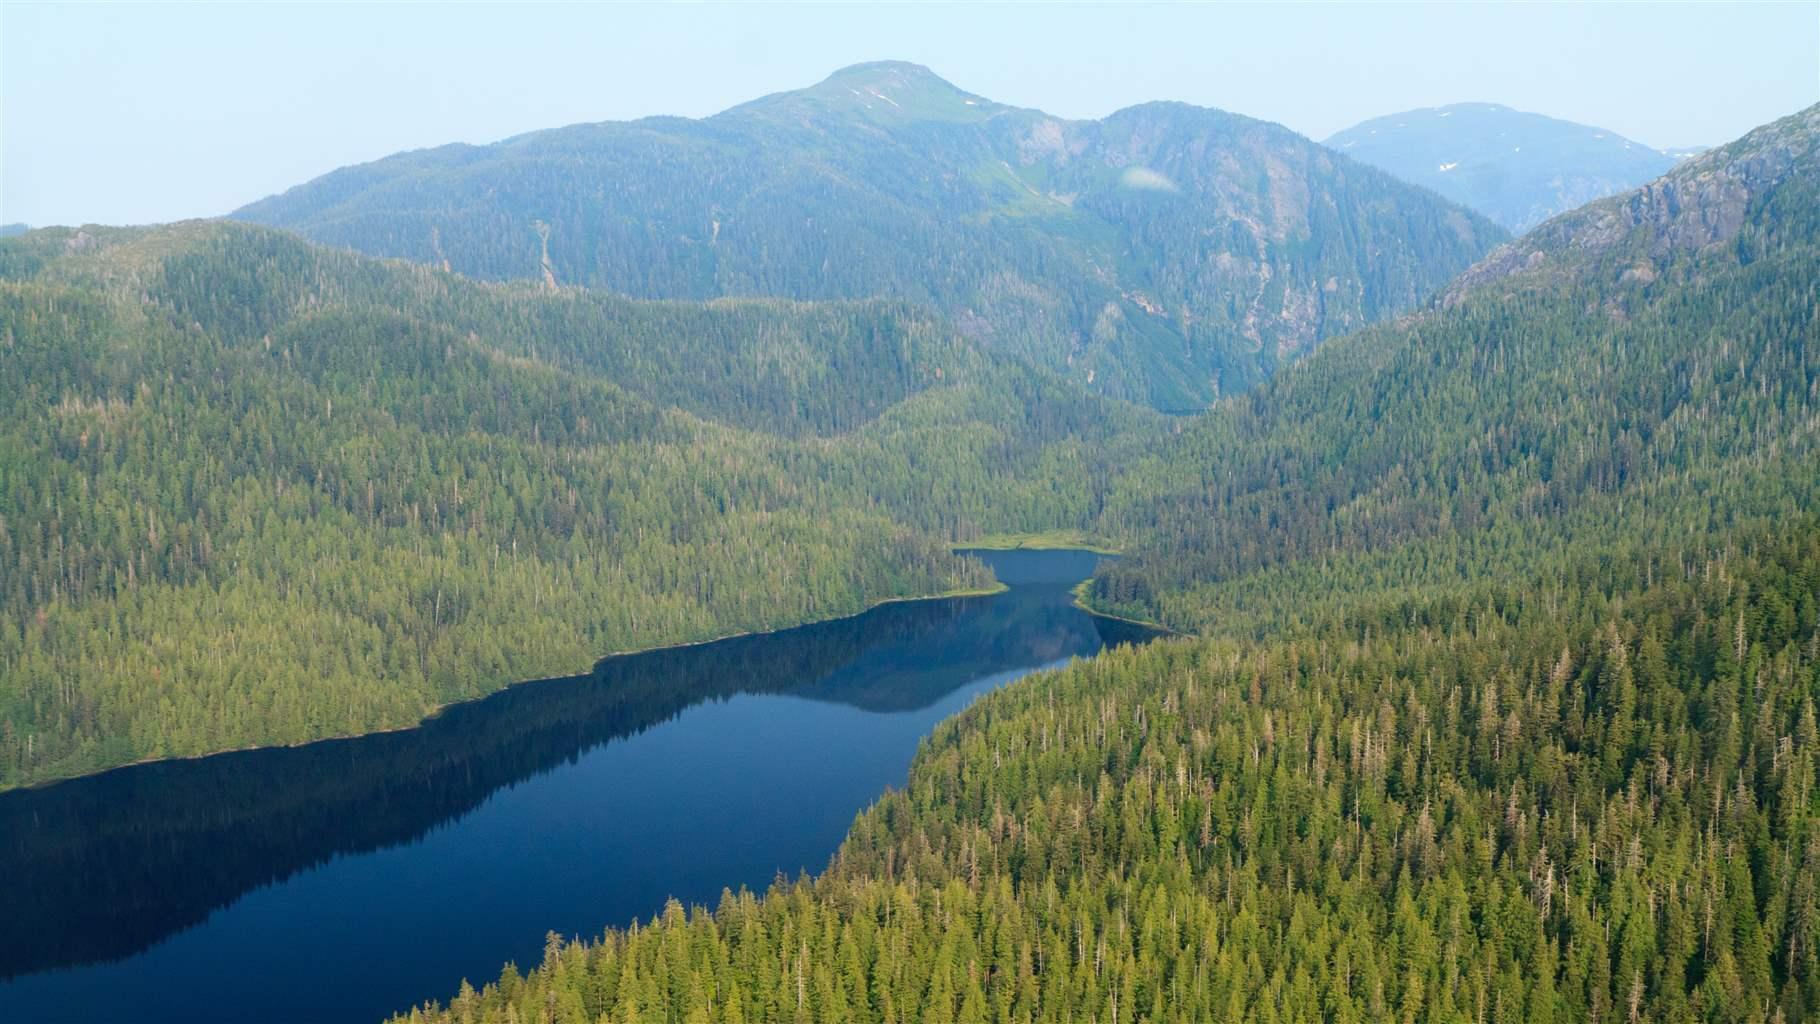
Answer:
top-left (4, 2), bottom-right (1816, 226)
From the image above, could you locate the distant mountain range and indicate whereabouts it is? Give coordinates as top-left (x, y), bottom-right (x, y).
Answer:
top-left (232, 61), bottom-right (1505, 410)
top-left (1444, 104), bottom-right (1815, 299)
top-left (1326, 103), bottom-right (1684, 232)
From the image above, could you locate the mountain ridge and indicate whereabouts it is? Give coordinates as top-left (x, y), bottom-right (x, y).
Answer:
top-left (1445, 101), bottom-right (1820, 301)
top-left (1326, 101), bottom-right (1679, 231)
top-left (232, 62), bottom-right (1505, 411)
top-left (1091, 103), bottom-right (1820, 635)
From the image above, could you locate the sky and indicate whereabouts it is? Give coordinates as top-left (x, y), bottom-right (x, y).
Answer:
top-left (3, 2), bottom-right (1816, 227)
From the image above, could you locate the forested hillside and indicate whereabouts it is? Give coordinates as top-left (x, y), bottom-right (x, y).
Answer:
top-left (1090, 103), bottom-right (1820, 635)
top-left (0, 221), bottom-right (1161, 788)
top-left (233, 61), bottom-right (1505, 409)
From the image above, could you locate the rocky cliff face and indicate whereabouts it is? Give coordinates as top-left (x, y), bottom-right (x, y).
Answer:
top-left (1444, 104), bottom-right (1819, 304)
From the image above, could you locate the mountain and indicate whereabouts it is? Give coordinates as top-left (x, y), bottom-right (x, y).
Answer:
top-left (1095, 103), bottom-right (1820, 634)
top-left (231, 62), bottom-right (1505, 410)
top-left (1325, 103), bottom-right (1678, 232)
top-left (0, 220), bottom-right (1161, 788)
top-left (1446, 104), bottom-right (1818, 299)
top-left (394, 104), bottom-right (1820, 1024)
top-left (0, 224), bottom-right (28, 238)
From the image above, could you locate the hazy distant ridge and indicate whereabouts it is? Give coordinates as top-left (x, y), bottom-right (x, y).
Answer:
top-left (1326, 102), bottom-right (1679, 231)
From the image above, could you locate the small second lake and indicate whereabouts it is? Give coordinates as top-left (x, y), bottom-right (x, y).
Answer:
top-left (0, 548), bottom-right (1154, 1024)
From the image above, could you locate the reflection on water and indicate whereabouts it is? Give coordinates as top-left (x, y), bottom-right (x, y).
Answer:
top-left (0, 549), bottom-right (1152, 1023)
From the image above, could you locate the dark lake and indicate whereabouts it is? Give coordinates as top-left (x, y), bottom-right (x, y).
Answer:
top-left (0, 548), bottom-right (1153, 1023)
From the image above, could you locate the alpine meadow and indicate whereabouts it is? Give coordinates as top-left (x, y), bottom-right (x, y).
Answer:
top-left (1, 13), bottom-right (1816, 1024)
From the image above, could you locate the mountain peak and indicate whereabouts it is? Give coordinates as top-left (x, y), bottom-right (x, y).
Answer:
top-left (735, 60), bottom-right (1001, 124)
top-left (233, 64), bottom-right (1503, 409)
top-left (822, 60), bottom-right (944, 83)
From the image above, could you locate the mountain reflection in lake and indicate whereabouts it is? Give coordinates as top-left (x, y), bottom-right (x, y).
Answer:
top-left (0, 549), bottom-right (1153, 1024)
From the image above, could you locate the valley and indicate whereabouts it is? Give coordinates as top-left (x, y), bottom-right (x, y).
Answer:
top-left (372, 99), bottom-right (1820, 1024)
top-left (1, 25), bottom-right (1815, 1024)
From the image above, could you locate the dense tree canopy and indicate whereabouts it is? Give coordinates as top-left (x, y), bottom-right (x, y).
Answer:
top-left (391, 521), bottom-right (1820, 1024)
top-left (0, 222), bottom-right (1159, 788)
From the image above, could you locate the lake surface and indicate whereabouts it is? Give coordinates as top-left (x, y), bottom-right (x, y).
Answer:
top-left (0, 549), bottom-right (1152, 1023)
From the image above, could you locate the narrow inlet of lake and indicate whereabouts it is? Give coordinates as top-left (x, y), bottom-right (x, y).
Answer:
top-left (0, 548), bottom-right (1156, 1024)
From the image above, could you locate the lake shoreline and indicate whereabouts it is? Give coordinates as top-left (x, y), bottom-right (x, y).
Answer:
top-left (953, 539), bottom-right (1174, 635)
top-left (955, 530), bottom-right (1122, 555)
top-left (5, 580), bottom-right (1013, 794)
top-left (1067, 579), bottom-right (1177, 636)
top-left (0, 549), bottom-right (1153, 1022)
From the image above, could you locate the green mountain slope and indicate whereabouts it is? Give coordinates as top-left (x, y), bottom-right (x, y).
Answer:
top-left (1092, 103), bottom-right (1820, 635)
top-left (1326, 103), bottom-right (1678, 232)
top-left (0, 221), bottom-right (1161, 788)
top-left (231, 62), bottom-right (1505, 410)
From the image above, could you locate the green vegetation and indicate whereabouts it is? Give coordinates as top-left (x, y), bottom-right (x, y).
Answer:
top-left (233, 62), bottom-right (1504, 410)
top-left (0, 221), bottom-right (1160, 789)
top-left (1089, 103), bottom-right (1820, 639)
top-left (956, 530), bottom-right (1119, 555)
